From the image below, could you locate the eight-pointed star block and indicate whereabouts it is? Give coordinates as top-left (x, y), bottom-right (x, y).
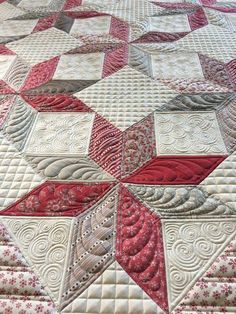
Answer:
top-left (24, 112), bottom-right (95, 156)
top-left (154, 111), bottom-right (227, 155)
top-left (6, 28), bottom-right (81, 66)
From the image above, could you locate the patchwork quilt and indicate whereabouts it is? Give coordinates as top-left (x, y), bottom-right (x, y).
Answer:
top-left (0, 0), bottom-right (236, 313)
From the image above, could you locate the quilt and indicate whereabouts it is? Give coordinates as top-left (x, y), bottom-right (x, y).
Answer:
top-left (0, 0), bottom-right (236, 313)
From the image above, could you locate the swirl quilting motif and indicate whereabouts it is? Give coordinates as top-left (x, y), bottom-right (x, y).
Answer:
top-left (154, 111), bottom-right (227, 155)
top-left (24, 112), bottom-right (95, 155)
top-left (173, 236), bottom-right (236, 313)
top-left (0, 222), bottom-right (58, 313)
top-left (1, 217), bottom-right (73, 304)
top-left (163, 220), bottom-right (236, 309)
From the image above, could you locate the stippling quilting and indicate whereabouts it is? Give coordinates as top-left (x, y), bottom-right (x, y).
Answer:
top-left (0, 0), bottom-right (236, 313)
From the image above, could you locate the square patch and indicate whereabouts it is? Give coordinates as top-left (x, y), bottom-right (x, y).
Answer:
top-left (70, 16), bottom-right (112, 37)
top-left (154, 111), bottom-right (227, 155)
top-left (0, 20), bottom-right (38, 37)
top-left (175, 25), bottom-right (236, 63)
top-left (149, 14), bottom-right (191, 33)
top-left (53, 53), bottom-right (105, 80)
top-left (151, 52), bottom-right (204, 79)
top-left (7, 28), bottom-right (81, 66)
top-left (75, 66), bottom-right (177, 131)
top-left (24, 112), bottom-right (95, 156)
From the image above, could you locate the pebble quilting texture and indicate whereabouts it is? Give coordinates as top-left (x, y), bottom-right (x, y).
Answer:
top-left (0, 0), bottom-right (236, 314)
